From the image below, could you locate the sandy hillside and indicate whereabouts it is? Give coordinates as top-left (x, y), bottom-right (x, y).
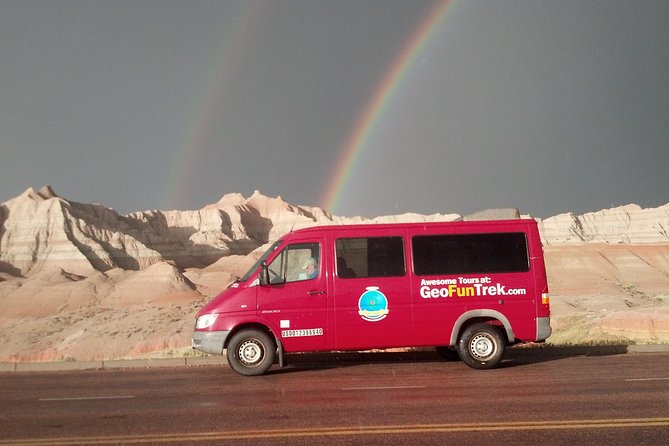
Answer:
top-left (545, 244), bottom-right (669, 344)
top-left (0, 187), bottom-right (667, 361)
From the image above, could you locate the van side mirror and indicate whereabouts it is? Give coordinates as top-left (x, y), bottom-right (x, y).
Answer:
top-left (259, 261), bottom-right (270, 287)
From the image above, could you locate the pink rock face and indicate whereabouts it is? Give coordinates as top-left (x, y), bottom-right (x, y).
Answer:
top-left (1, 186), bottom-right (668, 361)
top-left (601, 310), bottom-right (669, 339)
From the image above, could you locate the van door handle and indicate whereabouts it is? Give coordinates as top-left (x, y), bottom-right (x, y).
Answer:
top-left (308, 289), bottom-right (326, 295)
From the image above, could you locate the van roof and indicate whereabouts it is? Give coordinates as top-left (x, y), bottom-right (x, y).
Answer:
top-left (289, 218), bottom-right (536, 236)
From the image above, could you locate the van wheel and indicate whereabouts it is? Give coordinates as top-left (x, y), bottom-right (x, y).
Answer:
top-left (435, 346), bottom-right (461, 361)
top-left (458, 323), bottom-right (505, 370)
top-left (226, 329), bottom-right (275, 376)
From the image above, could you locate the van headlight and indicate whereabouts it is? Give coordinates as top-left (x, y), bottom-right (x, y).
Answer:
top-left (195, 314), bottom-right (218, 329)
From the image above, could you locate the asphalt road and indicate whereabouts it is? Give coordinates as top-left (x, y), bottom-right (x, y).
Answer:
top-left (1, 352), bottom-right (667, 445)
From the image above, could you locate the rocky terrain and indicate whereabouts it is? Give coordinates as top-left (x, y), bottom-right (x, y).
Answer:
top-left (0, 186), bottom-right (667, 362)
top-left (538, 204), bottom-right (669, 344)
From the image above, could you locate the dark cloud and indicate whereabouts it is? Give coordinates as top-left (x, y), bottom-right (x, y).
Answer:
top-left (1, 0), bottom-right (667, 218)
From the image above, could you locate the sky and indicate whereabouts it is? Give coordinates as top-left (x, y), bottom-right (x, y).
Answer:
top-left (1, 0), bottom-right (668, 219)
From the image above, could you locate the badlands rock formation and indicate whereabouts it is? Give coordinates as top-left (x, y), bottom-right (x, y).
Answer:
top-left (0, 186), bottom-right (667, 362)
top-left (538, 203), bottom-right (669, 244)
top-left (537, 205), bottom-right (669, 344)
top-left (0, 186), bottom-right (324, 277)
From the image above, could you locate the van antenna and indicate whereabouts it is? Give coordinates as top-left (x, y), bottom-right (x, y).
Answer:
top-left (288, 212), bottom-right (299, 233)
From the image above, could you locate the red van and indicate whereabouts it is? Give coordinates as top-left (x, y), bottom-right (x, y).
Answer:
top-left (192, 219), bottom-right (551, 376)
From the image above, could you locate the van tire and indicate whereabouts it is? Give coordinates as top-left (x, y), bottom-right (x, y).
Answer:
top-left (226, 329), bottom-right (275, 376)
top-left (458, 323), bottom-right (505, 370)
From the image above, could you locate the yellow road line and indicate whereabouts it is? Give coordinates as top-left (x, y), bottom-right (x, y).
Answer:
top-left (4, 418), bottom-right (669, 445)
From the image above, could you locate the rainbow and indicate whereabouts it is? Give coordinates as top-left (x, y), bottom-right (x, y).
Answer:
top-left (320, 0), bottom-right (456, 214)
top-left (165, 2), bottom-right (264, 210)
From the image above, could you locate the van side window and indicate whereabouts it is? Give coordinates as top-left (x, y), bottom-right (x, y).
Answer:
top-left (267, 243), bottom-right (320, 283)
top-left (335, 237), bottom-right (405, 278)
top-left (412, 232), bottom-right (529, 275)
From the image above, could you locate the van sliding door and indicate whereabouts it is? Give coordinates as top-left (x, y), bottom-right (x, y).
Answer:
top-left (333, 235), bottom-right (412, 350)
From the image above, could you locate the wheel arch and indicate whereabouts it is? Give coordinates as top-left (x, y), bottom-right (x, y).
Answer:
top-left (224, 322), bottom-right (278, 350)
top-left (449, 310), bottom-right (514, 346)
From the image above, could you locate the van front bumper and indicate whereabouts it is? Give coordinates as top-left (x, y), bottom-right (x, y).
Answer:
top-left (192, 330), bottom-right (231, 356)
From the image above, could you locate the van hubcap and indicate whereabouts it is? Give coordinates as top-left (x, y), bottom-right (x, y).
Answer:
top-left (470, 334), bottom-right (495, 360)
top-left (238, 339), bottom-right (264, 365)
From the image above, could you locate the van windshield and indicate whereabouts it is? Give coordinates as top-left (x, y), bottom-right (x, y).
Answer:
top-left (239, 239), bottom-right (283, 283)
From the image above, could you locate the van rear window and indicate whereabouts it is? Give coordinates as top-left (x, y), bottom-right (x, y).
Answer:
top-left (335, 237), bottom-right (405, 278)
top-left (412, 233), bottom-right (529, 275)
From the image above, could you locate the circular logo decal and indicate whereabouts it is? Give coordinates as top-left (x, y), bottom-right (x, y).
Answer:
top-left (358, 286), bottom-right (389, 322)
